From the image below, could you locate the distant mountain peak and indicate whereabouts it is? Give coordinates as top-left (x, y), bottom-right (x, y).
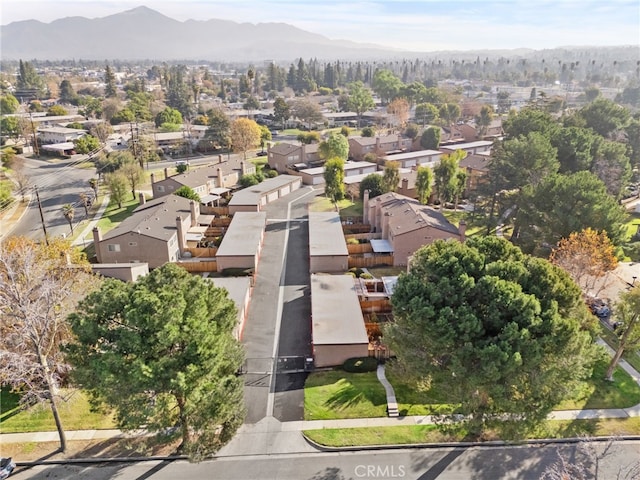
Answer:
top-left (1, 6), bottom-right (396, 61)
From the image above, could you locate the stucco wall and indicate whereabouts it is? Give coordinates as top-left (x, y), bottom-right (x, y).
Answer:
top-left (314, 344), bottom-right (370, 368)
top-left (310, 255), bottom-right (348, 274)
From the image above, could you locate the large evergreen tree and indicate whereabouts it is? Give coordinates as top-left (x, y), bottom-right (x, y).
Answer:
top-left (386, 236), bottom-right (599, 439)
top-left (68, 264), bottom-right (245, 460)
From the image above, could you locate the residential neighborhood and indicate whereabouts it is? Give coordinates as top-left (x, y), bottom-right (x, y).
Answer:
top-left (1, 4), bottom-right (640, 479)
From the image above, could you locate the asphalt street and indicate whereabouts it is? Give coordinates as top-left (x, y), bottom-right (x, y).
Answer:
top-left (11, 441), bottom-right (640, 479)
top-left (8, 155), bottom-right (96, 240)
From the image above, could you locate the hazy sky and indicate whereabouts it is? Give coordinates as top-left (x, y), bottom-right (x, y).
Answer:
top-left (1, 0), bottom-right (638, 52)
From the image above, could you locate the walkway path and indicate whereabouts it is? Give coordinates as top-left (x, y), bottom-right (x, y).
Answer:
top-left (377, 365), bottom-right (399, 417)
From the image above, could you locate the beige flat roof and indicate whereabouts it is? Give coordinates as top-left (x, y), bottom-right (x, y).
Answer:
top-left (311, 274), bottom-right (368, 345)
top-left (309, 212), bottom-right (348, 257)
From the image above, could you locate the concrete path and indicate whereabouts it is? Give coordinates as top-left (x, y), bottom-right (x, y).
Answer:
top-left (377, 364), bottom-right (399, 417)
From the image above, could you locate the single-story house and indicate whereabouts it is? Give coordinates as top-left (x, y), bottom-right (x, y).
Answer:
top-left (364, 191), bottom-right (465, 266)
top-left (309, 211), bottom-right (349, 273)
top-left (440, 140), bottom-right (493, 156)
top-left (38, 126), bottom-right (86, 144)
top-left (380, 149), bottom-right (442, 169)
top-left (311, 274), bottom-right (369, 368)
top-left (227, 175), bottom-right (302, 214)
top-left (40, 142), bottom-right (77, 156)
top-left (324, 111), bottom-right (359, 127)
top-left (297, 161), bottom-right (378, 185)
top-left (215, 212), bottom-right (267, 273)
top-left (206, 276), bottom-right (252, 340)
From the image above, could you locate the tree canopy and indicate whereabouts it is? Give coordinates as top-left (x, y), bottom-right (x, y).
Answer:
top-left (67, 263), bottom-right (245, 460)
top-left (359, 173), bottom-right (384, 200)
top-left (319, 132), bottom-right (349, 161)
top-left (323, 158), bottom-right (345, 201)
top-left (518, 171), bottom-right (627, 250)
top-left (175, 185), bottom-right (200, 202)
top-left (230, 118), bottom-right (261, 159)
top-left (386, 236), bottom-right (599, 438)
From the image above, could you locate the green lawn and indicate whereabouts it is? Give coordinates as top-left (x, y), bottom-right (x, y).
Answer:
top-left (304, 370), bottom-right (387, 420)
top-left (304, 417), bottom-right (640, 447)
top-left (385, 370), bottom-right (460, 416)
top-left (1, 387), bottom-right (115, 433)
top-left (554, 359), bottom-right (640, 410)
top-left (309, 197), bottom-right (363, 217)
top-left (90, 196), bottom-right (140, 236)
top-left (305, 425), bottom-right (443, 447)
top-left (599, 328), bottom-right (640, 373)
top-left (306, 358), bottom-right (640, 422)
top-left (623, 211), bottom-right (640, 241)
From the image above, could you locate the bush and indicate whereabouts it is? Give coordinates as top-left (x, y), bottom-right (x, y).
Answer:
top-left (347, 237), bottom-right (359, 245)
top-left (361, 126), bottom-right (375, 137)
top-left (264, 169), bottom-right (278, 178)
top-left (343, 357), bottom-right (378, 373)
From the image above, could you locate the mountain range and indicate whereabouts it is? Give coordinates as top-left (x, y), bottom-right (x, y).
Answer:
top-left (0, 6), bottom-right (399, 62)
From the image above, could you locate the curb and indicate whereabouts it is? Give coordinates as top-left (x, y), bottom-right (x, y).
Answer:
top-left (301, 431), bottom-right (640, 453)
top-left (14, 434), bottom-right (640, 467)
top-left (15, 455), bottom-right (187, 468)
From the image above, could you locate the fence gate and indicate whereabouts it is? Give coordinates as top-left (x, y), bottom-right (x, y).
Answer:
top-left (276, 356), bottom-right (314, 374)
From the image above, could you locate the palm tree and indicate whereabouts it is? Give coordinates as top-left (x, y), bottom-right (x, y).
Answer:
top-left (62, 204), bottom-right (75, 234)
top-left (79, 193), bottom-right (89, 217)
top-left (89, 178), bottom-right (99, 198)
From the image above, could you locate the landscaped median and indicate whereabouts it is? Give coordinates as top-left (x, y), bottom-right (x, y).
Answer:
top-left (303, 357), bottom-right (640, 447)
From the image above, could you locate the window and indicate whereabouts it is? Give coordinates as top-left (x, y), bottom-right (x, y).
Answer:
top-left (107, 244), bottom-right (120, 252)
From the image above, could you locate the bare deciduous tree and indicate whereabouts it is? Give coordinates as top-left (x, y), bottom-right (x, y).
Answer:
top-left (0, 237), bottom-right (100, 452)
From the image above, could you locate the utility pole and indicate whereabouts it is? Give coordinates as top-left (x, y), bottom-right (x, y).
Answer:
top-left (130, 122), bottom-right (140, 168)
top-left (34, 186), bottom-right (49, 245)
top-left (28, 111), bottom-right (39, 156)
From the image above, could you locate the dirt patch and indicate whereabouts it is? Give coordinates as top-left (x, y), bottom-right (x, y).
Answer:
top-left (2, 437), bottom-right (181, 462)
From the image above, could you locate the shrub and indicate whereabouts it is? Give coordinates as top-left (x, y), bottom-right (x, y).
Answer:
top-left (343, 357), bottom-right (378, 373)
top-left (347, 238), bottom-right (359, 245)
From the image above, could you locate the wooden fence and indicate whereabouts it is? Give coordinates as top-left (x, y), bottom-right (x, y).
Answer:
top-left (201, 206), bottom-right (230, 216)
top-left (360, 299), bottom-right (392, 313)
top-left (210, 217), bottom-right (232, 227)
top-left (204, 227), bottom-right (226, 237)
top-left (345, 232), bottom-right (381, 241)
top-left (347, 243), bottom-right (373, 254)
top-left (348, 255), bottom-right (394, 268)
top-left (176, 260), bottom-right (218, 273)
top-left (342, 224), bottom-right (372, 235)
top-left (185, 247), bottom-right (218, 258)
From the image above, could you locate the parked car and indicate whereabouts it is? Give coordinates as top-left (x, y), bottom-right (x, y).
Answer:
top-left (0, 458), bottom-right (15, 479)
top-left (256, 151), bottom-right (268, 157)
